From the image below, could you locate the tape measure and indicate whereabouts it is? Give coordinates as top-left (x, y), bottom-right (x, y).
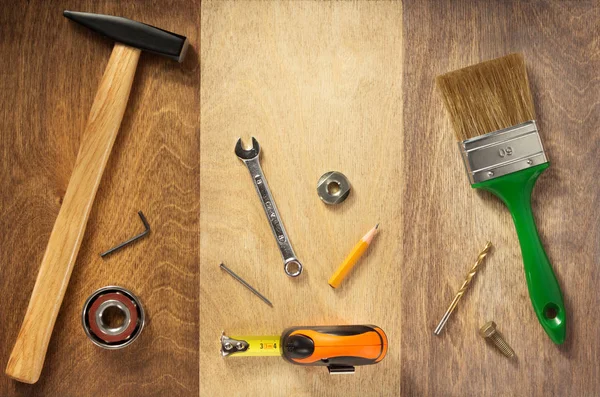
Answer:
top-left (221, 325), bottom-right (388, 374)
top-left (221, 334), bottom-right (281, 357)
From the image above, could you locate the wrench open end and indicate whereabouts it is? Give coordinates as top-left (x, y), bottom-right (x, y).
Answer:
top-left (235, 137), bottom-right (260, 160)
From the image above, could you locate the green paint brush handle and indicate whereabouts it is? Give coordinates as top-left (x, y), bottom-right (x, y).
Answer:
top-left (474, 163), bottom-right (566, 344)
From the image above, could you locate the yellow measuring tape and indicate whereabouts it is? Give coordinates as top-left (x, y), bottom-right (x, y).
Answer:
top-left (227, 335), bottom-right (281, 357)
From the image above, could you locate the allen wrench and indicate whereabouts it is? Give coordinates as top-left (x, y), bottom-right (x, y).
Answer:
top-left (100, 211), bottom-right (151, 258)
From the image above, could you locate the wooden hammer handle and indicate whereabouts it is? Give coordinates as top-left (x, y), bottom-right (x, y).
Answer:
top-left (6, 43), bottom-right (141, 384)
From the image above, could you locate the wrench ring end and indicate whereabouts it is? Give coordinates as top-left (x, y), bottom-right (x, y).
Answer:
top-left (284, 259), bottom-right (303, 277)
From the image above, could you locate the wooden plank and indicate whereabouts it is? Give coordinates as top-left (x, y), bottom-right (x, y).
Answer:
top-left (401, 0), bottom-right (600, 396)
top-left (200, 1), bottom-right (402, 396)
top-left (0, 1), bottom-right (199, 395)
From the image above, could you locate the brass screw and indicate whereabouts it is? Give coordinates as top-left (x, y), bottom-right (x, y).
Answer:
top-left (480, 321), bottom-right (515, 358)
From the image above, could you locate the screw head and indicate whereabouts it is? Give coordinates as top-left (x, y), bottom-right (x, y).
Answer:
top-left (236, 342), bottom-right (245, 350)
top-left (224, 342), bottom-right (233, 350)
top-left (487, 171), bottom-right (494, 177)
top-left (479, 321), bottom-right (497, 338)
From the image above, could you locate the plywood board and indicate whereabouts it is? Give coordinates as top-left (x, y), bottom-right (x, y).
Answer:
top-left (401, 1), bottom-right (600, 395)
top-left (0, 1), bottom-right (199, 395)
top-left (200, 1), bottom-right (403, 396)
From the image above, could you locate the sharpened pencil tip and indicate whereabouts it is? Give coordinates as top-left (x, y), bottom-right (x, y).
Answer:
top-left (375, 223), bottom-right (379, 230)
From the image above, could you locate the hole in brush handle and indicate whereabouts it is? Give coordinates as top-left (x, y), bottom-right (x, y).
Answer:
top-left (542, 302), bottom-right (563, 327)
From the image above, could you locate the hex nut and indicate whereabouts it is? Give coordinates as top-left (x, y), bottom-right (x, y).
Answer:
top-left (317, 171), bottom-right (351, 205)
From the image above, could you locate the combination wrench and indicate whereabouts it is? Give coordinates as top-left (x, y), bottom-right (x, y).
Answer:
top-left (235, 137), bottom-right (303, 277)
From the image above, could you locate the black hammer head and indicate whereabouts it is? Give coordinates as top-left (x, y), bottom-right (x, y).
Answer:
top-left (64, 11), bottom-right (189, 63)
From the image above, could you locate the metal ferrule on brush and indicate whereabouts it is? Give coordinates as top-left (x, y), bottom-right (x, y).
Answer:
top-left (459, 121), bottom-right (548, 184)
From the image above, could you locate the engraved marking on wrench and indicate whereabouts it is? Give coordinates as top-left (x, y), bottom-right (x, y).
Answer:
top-left (255, 175), bottom-right (286, 243)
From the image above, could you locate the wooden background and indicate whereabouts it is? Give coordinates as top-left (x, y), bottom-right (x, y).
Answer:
top-left (0, 1), bottom-right (199, 396)
top-left (402, 1), bottom-right (599, 396)
top-left (200, 1), bottom-right (402, 396)
top-left (1, 0), bottom-right (599, 396)
top-left (201, 0), bottom-right (600, 396)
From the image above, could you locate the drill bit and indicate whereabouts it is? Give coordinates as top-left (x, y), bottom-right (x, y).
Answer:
top-left (434, 241), bottom-right (492, 335)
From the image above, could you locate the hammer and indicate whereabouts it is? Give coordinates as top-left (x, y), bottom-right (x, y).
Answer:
top-left (6, 11), bottom-right (188, 384)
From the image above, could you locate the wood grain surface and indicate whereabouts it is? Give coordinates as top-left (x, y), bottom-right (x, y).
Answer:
top-left (200, 1), bottom-right (402, 396)
top-left (0, 1), bottom-right (199, 396)
top-left (2, 0), bottom-right (599, 396)
top-left (402, 1), bottom-right (600, 396)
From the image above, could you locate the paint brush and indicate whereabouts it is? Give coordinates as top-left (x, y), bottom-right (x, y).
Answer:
top-left (436, 53), bottom-right (566, 344)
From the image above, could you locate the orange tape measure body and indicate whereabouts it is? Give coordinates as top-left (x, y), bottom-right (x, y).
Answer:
top-left (281, 325), bottom-right (387, 367)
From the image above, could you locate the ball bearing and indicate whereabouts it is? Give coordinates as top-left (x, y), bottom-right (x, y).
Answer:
top-left (82, 286), bottom-right (145, 349)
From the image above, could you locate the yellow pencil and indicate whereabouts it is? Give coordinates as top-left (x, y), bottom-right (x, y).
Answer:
top-left (328, 224), bottom-right (379, 288)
